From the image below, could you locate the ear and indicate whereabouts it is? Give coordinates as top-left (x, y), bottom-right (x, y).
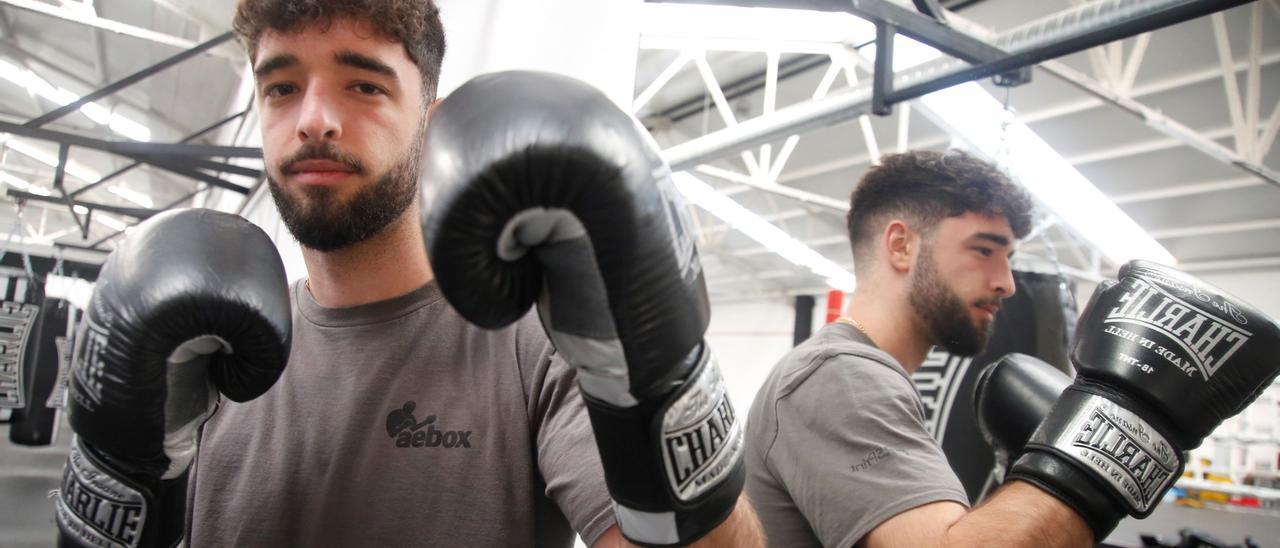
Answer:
top-left (426, 98), bottom-right (444, 119)
top-left (884, 220), bottom-right (917, 273)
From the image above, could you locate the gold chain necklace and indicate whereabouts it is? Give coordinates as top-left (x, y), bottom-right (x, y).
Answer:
top-left (835, 316), bottom-right (869, 335)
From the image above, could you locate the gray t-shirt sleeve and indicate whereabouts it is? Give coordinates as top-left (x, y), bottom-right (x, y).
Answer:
top-left (518, 319), bottom-right (617, 546)
top-left (764, 354), bottom-right (968, 547)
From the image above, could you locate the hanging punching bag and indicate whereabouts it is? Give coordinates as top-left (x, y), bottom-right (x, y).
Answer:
top-left (0, 268), bottom-right (43, 430)
top-left (8, 296), bottom-right (70, 446)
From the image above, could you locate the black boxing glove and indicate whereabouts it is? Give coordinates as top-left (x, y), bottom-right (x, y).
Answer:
top-left (973, 353), bottom-right (1071, 486)
top-left (55, 209), bottom-right (290, 548)
top-left (1010, 260), bottom-right (1280, 540)
top-left (421, 71), bottom-right (743, 546)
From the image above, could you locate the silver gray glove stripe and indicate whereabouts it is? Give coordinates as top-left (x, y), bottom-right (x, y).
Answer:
top-left (614, 502), bottom-right (680, 546)
top-left (1029, 393), bottom-right (1179, 512)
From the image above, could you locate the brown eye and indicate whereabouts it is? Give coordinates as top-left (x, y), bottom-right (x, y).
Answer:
top-left (264, 83), bottom-right (298, 98)
top-left (353, 83), bottom-right (385, 95)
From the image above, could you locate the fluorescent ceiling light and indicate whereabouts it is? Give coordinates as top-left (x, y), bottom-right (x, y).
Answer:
top-left (917, 82), bottom-right (1174, 265)
top-left (109, 113), bottom-right (152, 142)
top-left (857, 35), bottom-right (944, 71)
top-left (80, 102), bottom-right (111, 125)
top-left (0, 58), bottom-right (151, 141)
top-left (672, 172), bottom-right (855, 291)
top-left (639, 4), bottom-right (872, 47)
top-left (3, 137), bottom-right (102, 182)
top-left (0, 171), bottom-right (52, 195)
top-left (94, 214), bottom-right (129, 232)
top-left (73, 205), bottom-right (89, 215)
top-left (107, 185), bottom-right (154, 208)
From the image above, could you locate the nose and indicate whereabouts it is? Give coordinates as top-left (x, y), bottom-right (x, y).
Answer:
top-left (296, 87), bottom-right (342, 142)
top-left (994, 261), bottom-right (1016, 299)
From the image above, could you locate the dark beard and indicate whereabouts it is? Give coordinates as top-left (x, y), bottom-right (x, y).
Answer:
top-left (268, 137), bottom-right (420, 252)
top-left (909, 244), bottom-right (991, 356)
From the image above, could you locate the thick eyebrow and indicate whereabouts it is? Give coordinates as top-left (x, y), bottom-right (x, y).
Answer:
top-left (334, 50), bottom-right (399, 81)
top-left (970, 231), bottom-right (1017, 258)
top-left (970, 232), bottom-right (1012, 247)
top-left (254, 54), bottom-right (298, 78)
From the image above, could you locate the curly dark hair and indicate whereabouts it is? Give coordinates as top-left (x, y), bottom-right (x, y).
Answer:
top-left (233, 0), bottom-right (446, 101)
top-left (846, 149), bottom-right (1034, 271)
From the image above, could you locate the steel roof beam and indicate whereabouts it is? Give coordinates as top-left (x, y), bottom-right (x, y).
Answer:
top-left (660, 0), bottom-right (1253, 171)
top-left (68, 107), bottom-right (251, 199)
top-left (6, 188), bottom-right (158, 218)
top-left (0, 0), bottom-right (239, 60)
top-left (0, 121), bottom-right (260, 158)
top-left (24, 31), bottom-right (233, 128)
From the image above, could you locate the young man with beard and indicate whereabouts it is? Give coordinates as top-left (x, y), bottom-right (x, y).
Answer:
top-left (744, 150), bottom-right (1095, 547)
top-left (182, 1), bottom-right (763, 546)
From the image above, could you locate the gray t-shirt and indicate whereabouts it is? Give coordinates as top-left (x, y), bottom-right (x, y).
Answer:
top-left (744, 323), bottom-right (968, 547)
top-left (187, 281), bottom-right (615, 547)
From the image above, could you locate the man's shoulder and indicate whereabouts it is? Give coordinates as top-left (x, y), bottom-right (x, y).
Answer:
top-left (767, 325), bottom-right (906, 400)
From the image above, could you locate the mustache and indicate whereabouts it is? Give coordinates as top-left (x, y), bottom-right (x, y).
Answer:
top-left (280, 143), bottom-right (365, 175)
top-left (974, 296), bottom-right (1002, 308)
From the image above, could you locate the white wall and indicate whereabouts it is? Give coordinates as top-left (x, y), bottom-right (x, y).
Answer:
top-left (1184, 269), bottom-right (1280, 481)
top-left (218, 0), bottom-right (643, 285)
top-left (1196, 270), bottom-right (1280, 321)
top-left (435, 0), bottom-right (640, 107)
top-left (706, 295), bottom-right (829, 412)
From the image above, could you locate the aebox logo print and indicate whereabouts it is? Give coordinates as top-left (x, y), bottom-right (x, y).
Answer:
top-left (386, 401), bottom-right (472, 449)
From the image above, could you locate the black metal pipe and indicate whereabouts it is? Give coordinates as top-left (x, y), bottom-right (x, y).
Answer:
top-left (24, 32), bottom-right (234, 128)
top-left (872, 22), bottom-right (895, 116)
top-left (127, 154), bottom-right (262, 179)
top-left (84, 187), bottom-right (207, 249)
top-left (68, 108), bottom-right (251, 198)
top-left (886, 0), bottom-right (1253, 105)
top-left (913, 0), bottom-right (949, 22)
top-left (7, 189), bottom-right (159, 219)
top-left (0, 121), bottom-right (262, 158)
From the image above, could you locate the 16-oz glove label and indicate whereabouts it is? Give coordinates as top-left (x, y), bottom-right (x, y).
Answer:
top-left (56, 440), bottom-right (146, 548)
top-left (661, 351), bottom-right (743, 502)
top-left (1036, 394), bottom-right (1180, 513)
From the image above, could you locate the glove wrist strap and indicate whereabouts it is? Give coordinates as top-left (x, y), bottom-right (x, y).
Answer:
top-left (584, 344), bottom-right (745, 547)
top-left (1030, 387), bottom-right (1183, 514)
top-left (56, 438), bottom-right (184, 548)
top-left (1012, 387), bottom-right (1185, 540)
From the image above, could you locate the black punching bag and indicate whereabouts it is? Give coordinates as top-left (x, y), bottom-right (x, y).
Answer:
top-left (8, 296), bottom-right (70, 445)
top-left (910, 270), bottom-right (1076, 502)
top-left (0, 270), bottom-right (43, 430)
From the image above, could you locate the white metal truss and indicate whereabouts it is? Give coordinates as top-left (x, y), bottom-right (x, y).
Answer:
top-left (640, 3), bottom-right (1277, 296)
top-left (663, 3), bottom-right (1280, 188)
top-left (631, 43), bottom-right (885, 212)
top-left (1109, 176), bottom-right (1263, 204)
top-left (1023, 51), bottom-right (1280, 123)
top-left (749, 50), bottom-right (1280, 186)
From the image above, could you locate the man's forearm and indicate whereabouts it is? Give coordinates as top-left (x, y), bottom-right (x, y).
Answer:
top-left (945, 481), bottom-right (1092, 548)
top-left (688, 495), bottom-right (764, 548)
top-left (593, 495), bottom-right (764, 548)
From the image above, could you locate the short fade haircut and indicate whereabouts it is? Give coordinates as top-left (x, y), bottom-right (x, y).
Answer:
top-left (846, 149), bottom-right (1033, 272)
top-left (233, 0), bottom-right (447, 102)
